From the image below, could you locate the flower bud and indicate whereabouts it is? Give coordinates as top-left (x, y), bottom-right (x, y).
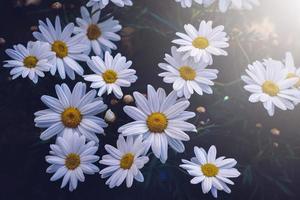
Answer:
top-left (110, 99), bottom-right (119, 106)
top-left (255, 123), bottom-right (263, 128)
top-left (196, 106), bottom-right (206, 113)
top-left (51, 2), bottom-right (62, 9)
top-left (105, 109), bottom-right (116, 123)
top-left (123, 94), bottom-right (134, 104)
top-left (270, 128), bottom-right (280, 136)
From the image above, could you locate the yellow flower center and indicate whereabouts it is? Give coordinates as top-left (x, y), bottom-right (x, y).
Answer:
top-left (23, 56), bottom-right (38, 68)
top-left (120, 153), bottom-right (134, 169)
top-left (65, 153), bottom-right (81, 170)
top-left (102, 70), bottom-right (118, 84)
top-left (179, 66), bottom-right (196, 81)
top-left (192, 37), bottom-right (209, 49)
top-left (201, 163), bottom-right (219, 177)
top-left (146, 112), bottom-right (168, 133)
top-left (61, 107), bottom-right (82, 128)
top-left (87, 24), bottom-right (102, 40)
top-left (287, 73), bottom-right (300, 88)
top-left (262, 81), bottom-right (280, 96)
top-left (52, 40), bottom-right (68, 58)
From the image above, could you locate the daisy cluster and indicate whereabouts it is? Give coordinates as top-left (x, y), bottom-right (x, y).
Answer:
top-left (175, 0), bottom-right (260, 12)
top-left (241, 52), bottom-right (300, 116)
top-left (159, 20), bottom-right (228, 99)
top-left (6, 0), bottom-right (294, 198)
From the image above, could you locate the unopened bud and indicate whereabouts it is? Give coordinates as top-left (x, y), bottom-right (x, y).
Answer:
top-left (196, 106), bottom-right (206, 113)
top-left (123, 94), bottom-right (134, 104)
top-left (51, 2), bottom-right (62, 9)
top-left (255, 123), bottom-right (263, 128)
top-left (110, 99), bottom-right (119, 106)
top-left (30, 26), bottom-right (38, 32)
top-left (0, 37), bottom-right (6, 45)
top-left (270, 128), bottom-right (280, 136)
top-left (105, 109), bottom-right (116, 123)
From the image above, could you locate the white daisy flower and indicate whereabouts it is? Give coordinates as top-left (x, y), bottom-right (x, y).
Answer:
top-left (180, 145), bottom-right (241, 198)
top-left (174, 0), bottom-right (195, 8)
top-left (118, 85), bottom-right (196, 163)
top-left (241, 0), bottom-right (260, 10)
top-left (174, 0), bottom-right (214, 8)
top-left (241, 59), bottom-right (300, 116)
top-left (74, 6), bottom-right (122, 57)
top-left (84, 52), bottom-right (137, 99)
top-left (158, 46), bottom-right (218, 99)
top-left (4, 41), bottom-right (55, 83)
top-left (34, 82), bottom-right (108, 142)
top-left (172, 21), bottom-right (229, 64)
top-left (99, 135), bottom-right (149, 188)
top-left (284, 52), bottom-right (300, 89)
top-left (174, 0), bottom-right (259, 11)
top-left (33, 16), bottom-right (89, 80)
top-left (86, 0), bottom-right (133, 11)
top-left (218, 0), bottom-right (259, 12)
top-left (46, 131), bottom-right (99, 191)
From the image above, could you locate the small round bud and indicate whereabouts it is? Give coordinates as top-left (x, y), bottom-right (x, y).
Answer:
top-left (110, 99), bottom-right (119, 106)
top-left (255, 123), bottom-right (263, 128)
top-left (0, 37), bottom-right (6, 45)
top-left (123, 94), bottom-right (134, 104)
top-left (121, 27), bottom-right (135, 37)
top-left (51, 2), bottom-right (62, 9)
top-left (273, 142), bottom-right (279, 148)
top-left (196, 106), bottom-right (206, 113)
top-left (105, 109), bottom-right (116, 123)
top-left (30, 26), bottom-right (38, 32)
top-left (270, 128), bottom-right (280, 136)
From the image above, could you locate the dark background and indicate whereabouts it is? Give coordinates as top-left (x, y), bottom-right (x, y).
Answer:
top-left (1, 0), bottom-right (300, 199)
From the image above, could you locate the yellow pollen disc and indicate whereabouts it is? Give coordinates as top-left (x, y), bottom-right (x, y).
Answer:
top-left (146, 112), bottom-right (168, 133)
top-left (61, 107), bottom-right (82, 128)
top-left (52, 40), bottom-right (68, 58)
top-left (102, 70), bottom-right (118, 84)
top-left (179, 66), bottom-right (196, 81)
top-left (192, 37), bottom-right (209, 49)
top-left (201, 163), bottom-right (219, 177)
top-left (65, 153), bottom-right (81, 170)
top-left (120, 153), bottom-right (134, 169)
top-left (23, 56), bottom-right (38, 68)
top-left (287, 73), bottom-right (300, 88)
top-left (262, 81), bottom-right (280, 96)
top-left (87, 24), bottom-right (102, 40)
